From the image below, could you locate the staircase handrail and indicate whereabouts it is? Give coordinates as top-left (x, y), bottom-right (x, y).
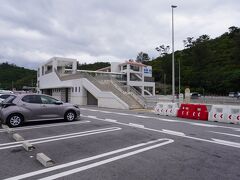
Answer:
top-left (110, 77), bottom-right (146, 107)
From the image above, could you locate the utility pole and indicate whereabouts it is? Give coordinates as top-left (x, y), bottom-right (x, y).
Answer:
top-left (171, 5), bottom-right (177, 102)
top-left (164, 73), bottom-right (166, 95)
top-left (179, 59), bottom-right (181, 95)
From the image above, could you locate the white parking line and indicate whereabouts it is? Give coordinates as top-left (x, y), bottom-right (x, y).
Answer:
top-left (87, 115), bottom-right (97, 119)
top-left (162, 129), bottom-right (185, 136)
top-left (0, 127), bottom-right (120, 147)
top-left (211, 139), bottom-right (240, 148)
top-left (5, 138), bottom-right (173, 180)
top-left (0, 127), bottom-right (122, 150)
top-left (88, 109), bottom-right (99, 112)
top-left (209, 131), bottom-right (240, 138)
top-left (155, 118), bottom-right (179, 122)
top-left (81, 108), bottom-right (240, 131)
top-left (115, 112), bottom-right (129, 116)
top-left (0, 120), bottom-right (91, 133)
top-left (105, 119), bottom-right (117, 123)
top-left (191, 123), bottom-right (217, 127)
top-left (39, 139), bottom-right (173, 180)
top-left (129, 123), bottom-right (145, 128)
top-left (83, 115), bottom-right (240, 149)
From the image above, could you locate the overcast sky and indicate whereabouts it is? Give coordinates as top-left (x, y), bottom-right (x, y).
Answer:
top-left (0, 0), bottom-right (239, 69)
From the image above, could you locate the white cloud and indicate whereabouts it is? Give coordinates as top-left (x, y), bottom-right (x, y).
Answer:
top-left (0, 0), bottom-right (239, 69)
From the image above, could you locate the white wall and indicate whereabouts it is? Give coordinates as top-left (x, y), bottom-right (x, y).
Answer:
top-left (82, 78), bottom-right (129, 109)
top-left (111, 62), bottom-right (121, 72)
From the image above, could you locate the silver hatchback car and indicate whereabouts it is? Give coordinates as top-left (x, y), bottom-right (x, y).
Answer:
top-left (0, 94), bottom-right (81, 127)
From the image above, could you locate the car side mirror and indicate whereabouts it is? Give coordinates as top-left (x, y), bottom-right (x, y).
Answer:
top-left (54, 101), bottom-right (63, 105)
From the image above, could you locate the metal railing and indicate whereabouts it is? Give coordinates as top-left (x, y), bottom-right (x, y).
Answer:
top-left (109, 78), bottom-right (146, 108)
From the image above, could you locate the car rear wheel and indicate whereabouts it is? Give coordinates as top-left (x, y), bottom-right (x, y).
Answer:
top-left (64, 111), bottom-right (76, 122)
top-left (7, 114), bottom-right (23, 127)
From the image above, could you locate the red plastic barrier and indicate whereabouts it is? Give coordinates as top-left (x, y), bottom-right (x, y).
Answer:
top-left (177, 104), bottom-right (208, 121)
top-left (192, 104), bottom-right (208, 121)
top-left (177, 104), bottom-right (192, 118)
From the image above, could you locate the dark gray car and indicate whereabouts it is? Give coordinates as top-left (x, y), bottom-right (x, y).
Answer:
top-left (0, 94), bottom-right (81, 127)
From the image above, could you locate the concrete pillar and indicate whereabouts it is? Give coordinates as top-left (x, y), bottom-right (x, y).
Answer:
top-left (141, 86), bottom-right (144, 96)
top-left (153, 85), bottom-right (155, 96)
top-left (127, 64), bottom-right (130, 85)
top-left (72, 60), bottom-right (77, 73)
top-left (52, 59), bottom-right (58, 70)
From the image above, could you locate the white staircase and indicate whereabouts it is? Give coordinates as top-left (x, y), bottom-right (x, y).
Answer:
top-left (56, 70), bottom-right (145, 109)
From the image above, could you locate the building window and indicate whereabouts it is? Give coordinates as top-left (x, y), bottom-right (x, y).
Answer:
top-left (75, 87), bottom-right (77, 92)
top-left (72, 88), bottom-right (74, 92)
top-left (130, 65), bottom-right (139, 71)
top-left (79, 87), bottom-right (80, 92)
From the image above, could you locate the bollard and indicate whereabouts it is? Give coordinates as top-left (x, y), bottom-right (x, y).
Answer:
top-left (12, 133), bottom-right (24, 141)
top-left (36, 153), bottom-right (55, 167)
top-left (22, 141), bottom-right (35, 151)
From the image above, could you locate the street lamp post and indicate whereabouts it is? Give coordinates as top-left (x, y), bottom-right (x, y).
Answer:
top-left (171, 5), bottom-right (177, 102)
top-left (179, 59), bottom-right (180, 96)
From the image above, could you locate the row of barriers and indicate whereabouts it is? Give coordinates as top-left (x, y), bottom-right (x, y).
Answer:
top-left (209, 105), bottom-right (240, 124)
top-left (154, 103), bottom-right (240, 124)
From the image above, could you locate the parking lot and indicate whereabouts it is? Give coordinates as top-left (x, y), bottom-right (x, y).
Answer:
top-left (1, 106), bottom-right (240, 180)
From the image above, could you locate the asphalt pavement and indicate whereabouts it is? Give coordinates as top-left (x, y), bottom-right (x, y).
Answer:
top-left (0, 106), bottom-right (240, 180)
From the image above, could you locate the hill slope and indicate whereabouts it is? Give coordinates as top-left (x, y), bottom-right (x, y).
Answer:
top-left (146, 26), bottom-right (240, 95)
top-left (0, 62), bottom-right (36, 90)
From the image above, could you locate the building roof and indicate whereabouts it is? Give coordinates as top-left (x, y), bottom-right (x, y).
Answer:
top-left (119, 61), bottom-right (147, 67)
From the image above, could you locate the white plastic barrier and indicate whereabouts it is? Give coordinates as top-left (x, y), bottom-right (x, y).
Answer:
top-left (154, 103), bottom-right (167, 115)
top-left (165, 103), bottom-right (179, 116)
top-left (154, 104), bottom-right (160, 115)
top-left (209, 105), bottom-right (240, 124)
top-left (154, 102), bottom-right (179, 117)
top-left (208, 105), bottom-right (229, 123)
top-left (226, 106), bottom-right (240, 124)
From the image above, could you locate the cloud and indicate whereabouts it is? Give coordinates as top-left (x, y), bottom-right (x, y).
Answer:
top-left (0, 0), bottom-right (239, 69)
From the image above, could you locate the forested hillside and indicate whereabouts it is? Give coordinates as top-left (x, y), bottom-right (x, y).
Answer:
top-left (78, 62), bottom-right (110, 70)
top-left (146, 26), bottom-right (240, 95)
top-left (0, 62), bottom-right (36, 90)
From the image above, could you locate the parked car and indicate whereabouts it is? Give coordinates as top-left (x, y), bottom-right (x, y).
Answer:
top-left (191, 92), bottom-right (201, 99)
top-left (235, 92), bottom-right (240, 98)
top-left (0, 94), bottom-right (81, 127)
top-left (0, 90), bottom-right (13, 94)
top-left (229, 92), bottom-right (235, 98)
top-left (229, 92), bottom-right (240, 98)
top-left (0, 94), bottom-right (14, 103)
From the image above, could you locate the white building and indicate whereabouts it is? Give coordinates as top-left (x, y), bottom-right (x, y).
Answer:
top-left (37, 57), bottom-right (155, 109)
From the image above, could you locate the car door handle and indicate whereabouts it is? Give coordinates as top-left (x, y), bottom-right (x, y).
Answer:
top-left (42, 105), bottom-right (47, 107)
